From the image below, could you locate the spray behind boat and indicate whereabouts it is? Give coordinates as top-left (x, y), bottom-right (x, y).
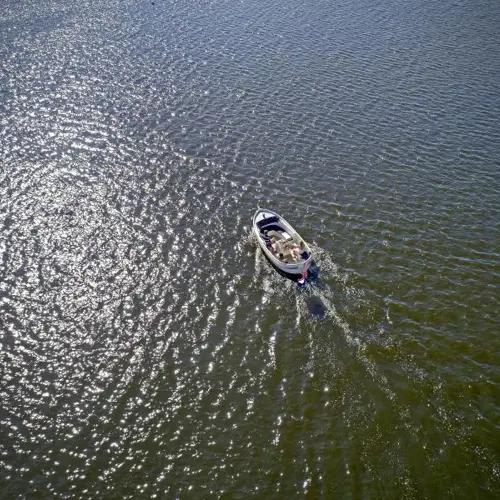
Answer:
top-left (264, 255), bottom-right (326, 319)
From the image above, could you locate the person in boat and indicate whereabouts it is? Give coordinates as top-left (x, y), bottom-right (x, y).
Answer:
top-left (282, 240), bottom-right (307, 261)
top-left (279, 241), bottom-right (299, 262)
top-left (266, 229), bottom-right (285, 241)
top-left (294, 240), bottom-right (306, 257)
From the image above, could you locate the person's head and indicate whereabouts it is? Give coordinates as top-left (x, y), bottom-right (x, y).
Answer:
top-left (299, 240), bottom-right (305, 250)
top-left (279, 253), bottom-right (283, 259)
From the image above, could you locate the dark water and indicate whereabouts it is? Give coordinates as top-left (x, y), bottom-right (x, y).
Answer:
top-left (1, 0), bottom-right (500, 497)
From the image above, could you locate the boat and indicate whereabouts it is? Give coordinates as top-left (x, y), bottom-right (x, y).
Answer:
top-left (253, 208), bottom-right (313, 284)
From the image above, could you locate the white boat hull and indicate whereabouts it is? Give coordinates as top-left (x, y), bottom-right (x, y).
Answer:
top-left (252, 208), bottom-right (313, 279)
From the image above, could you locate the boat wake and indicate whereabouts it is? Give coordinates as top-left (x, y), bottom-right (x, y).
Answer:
top-left (248, 235), bottom-right (339, 321)
top-left (248, 236), bottom-right (398, 401)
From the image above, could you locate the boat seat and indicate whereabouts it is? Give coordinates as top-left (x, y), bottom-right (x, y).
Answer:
top-left (260, 223), bottom-right (282, 233)
top-left (256, 215), bottom-right (279, 229)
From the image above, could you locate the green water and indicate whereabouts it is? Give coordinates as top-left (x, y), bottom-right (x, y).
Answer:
top-left (1, 0), bottom-right (499, 497)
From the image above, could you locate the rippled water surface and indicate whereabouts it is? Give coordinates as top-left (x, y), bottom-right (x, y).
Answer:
top-left (1, 0), bottom-right (500, 497)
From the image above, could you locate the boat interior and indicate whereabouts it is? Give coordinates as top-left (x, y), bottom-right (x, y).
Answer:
top-left (256, 215), bottom-right (309, 263)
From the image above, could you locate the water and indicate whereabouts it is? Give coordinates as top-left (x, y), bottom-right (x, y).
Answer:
top-left (1, 0), bottom-right (499, 497)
